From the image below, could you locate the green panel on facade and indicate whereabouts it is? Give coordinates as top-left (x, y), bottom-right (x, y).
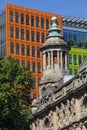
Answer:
top-left (68, 47), bottom-right (87, 76)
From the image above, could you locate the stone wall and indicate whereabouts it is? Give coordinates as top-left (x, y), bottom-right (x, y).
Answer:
top-left (30, 62), bottom-right (87, 130)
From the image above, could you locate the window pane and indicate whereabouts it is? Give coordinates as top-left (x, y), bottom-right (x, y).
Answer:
top-left (26, 14), bottom-right (29, 25)
top-left (37, 62), bottom-right (41, 73)
top-left (72, 32), bottom-right (77, 45)
top-left (42, 32), bottom-right (45, 43)
top-left (10, 27), bottom-right (14, 38)
top-left (46, 19), bottom-right (49, 29)
top-left (74, 69), bottom-right (77, 76)
top-left (74, 54), bottom-right (77, 65)
top-left (68, 31), bottom-right (72, 40)
top-left (36, 16), bottom-right (39, 27)
top-left (15, 12), bottom-right (19, 23)
top-left (22, 60), bottom-right (25, 66)
top-left (69, 54), bottom-right (72, 64)
top-left (32, 46), bottom-right (35, 57)
top-left (32, 31), bottom-right (35, 42)
top-left (36, 32), bottom-right (40, 42)
top-left (33, 77), bottom-right (36, 88)
top-left (21, 13), bottom-right (24, 24)
top-left (41, 18), bottom-right (44, 28)
top-left (31, 15), bottom-right (34, 26)
top-left (16, 43), bottom-right (19, 54)
top-left (38, 78), bottom-right (41, 85)
top-left (21, 29), bottom-right (24, 40)
top-left (69, 69), bottom-right (72, 75)
top-left (26, 30), bottom-right (30, 41)
top-left (10, 42), bottom-right (14, 54)
top-left (16, 27), bottom-right (19, 39)
top-left (63, 30), bottom-right (67, 42)
top-left (37, 47), bottom-right (40, 58)
top-left (79, 55), bottom-right (82, 65)
top-left (26, 45), bottom-right (30, 56)
top-left (10, 11), bottom-right (14, 22)
top-left (27, 61), bottom-right (30, 71)
top-left (32, 62), bottom-right (35, 73)
top-left (21, 44), bottom-right (25, 55)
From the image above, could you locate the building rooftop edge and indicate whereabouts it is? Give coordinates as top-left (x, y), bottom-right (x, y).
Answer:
top-left (5, 3), bottom-right (62, 17)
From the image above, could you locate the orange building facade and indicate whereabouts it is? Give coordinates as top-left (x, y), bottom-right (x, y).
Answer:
top-left (0, 3), bottom-right (62, 99)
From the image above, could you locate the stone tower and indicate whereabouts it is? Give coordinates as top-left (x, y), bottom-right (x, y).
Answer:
top-left (30, 17), bottom-right (87, 130)
top-left (39, 16), bottom-right (70, 98)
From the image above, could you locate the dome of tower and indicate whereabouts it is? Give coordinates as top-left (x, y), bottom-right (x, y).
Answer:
top-left (51, 16), bottom-right (57, 21)
top-left (40, 16), bottom-right (71, 84)
top-left (40, 16), bottom-right (70, 50)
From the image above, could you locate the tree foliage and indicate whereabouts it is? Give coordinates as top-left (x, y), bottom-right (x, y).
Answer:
top-left (0, 57), bottom-right (34, 130)
top-left (84, 41), bottom-right (87, 48)
top-left (77, 40), bottom-right (83, 47)
top-left (67, 39), bottom-right (74, 46)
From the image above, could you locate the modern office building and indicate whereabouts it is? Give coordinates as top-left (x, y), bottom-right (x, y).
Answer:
top-left (0, 3), bottom-right (62, 98)
top-left (62, 16), bottom-right (87, 75)
top-left (68, 48), bottom-right (87, 76)
top-left (62, 16), bottom-right (87, 44)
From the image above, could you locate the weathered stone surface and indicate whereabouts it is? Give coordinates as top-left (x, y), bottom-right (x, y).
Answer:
top-left (30, 17), bottom-right (87, 130)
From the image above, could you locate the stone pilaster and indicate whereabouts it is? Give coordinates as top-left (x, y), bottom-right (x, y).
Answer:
top-left (52, 111), bottom-right (58, 130)
top-left (65, 52), bottom-right (68, 69)
top-left (60, 51), bottom-right (63, 68)
top-left (48, 51), bottom-right (50, 69)
top-left (51, 50), bottom-right (53, 69)
top-left (57, 50), bottom-right (60, 67)
top-left (43, 52), bottom-right (46, 70)
top-left (76, 99), bottom-right (81, 121)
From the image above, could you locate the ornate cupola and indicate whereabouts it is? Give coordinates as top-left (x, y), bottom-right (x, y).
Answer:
top-left (40, 16), bottom-right (70, 84)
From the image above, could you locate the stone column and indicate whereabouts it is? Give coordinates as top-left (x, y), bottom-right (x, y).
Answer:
top-left (57, 50), bottom-right (60, 67)
top-left (43, 52), bottom-right (46, 70)
top-left (52, 111), bottom-right (58, 130)
top-left (51, 50), bottom-right (53, 68)
top-left (82, 125), bottom-right (86, 130)
top-left (65, 52), bottom-right (68, 69)
top-left (39, 119), bottom-right (43, 130)
top-left (76, 99), bottom-right (81, 121)
top-left (32, 122), bottom-right (36, 130)
top-left (48, 51), bottom-right (50, 69)
top-left (60, 51), bottom-right (63, 68)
